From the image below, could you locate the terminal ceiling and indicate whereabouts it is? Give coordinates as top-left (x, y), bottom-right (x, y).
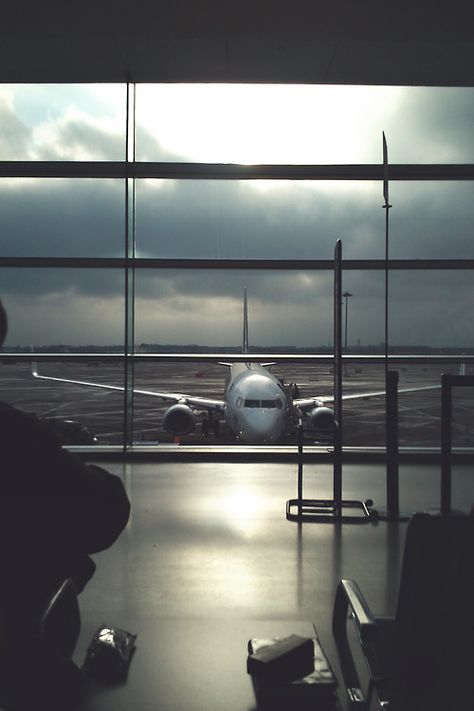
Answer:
top-left (1, 1), bottom-right (474, 86)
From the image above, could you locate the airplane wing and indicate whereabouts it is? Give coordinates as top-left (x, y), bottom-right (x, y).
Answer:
top-left (294, 362), bottom-right (467, 410)
top-left (293, 384), bottom-right (441, 410)
top-left (31, 366), bottom-right (226, 411)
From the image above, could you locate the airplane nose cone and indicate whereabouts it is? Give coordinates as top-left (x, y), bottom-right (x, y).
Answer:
top-left (237, 410), bottom-right (286, 444)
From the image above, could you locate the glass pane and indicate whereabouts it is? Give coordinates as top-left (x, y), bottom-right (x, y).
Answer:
top-left (1, 268), bottom-right (125, 347)
top-left (136, 84), bottom-right (474, 164)
top-left (343, 362), bottom-right (386, 447)
top-left (0, 84), bottom-right (126, 160)
top-left (133, 268), bottom-right (331, 445)
top-left (0, 359), bottom-right (124, 446)
top-left (451, 374), bottom-right (474, 449)
top-left (388, 271), bottom-right (473, 353)
top-left (134, 269), bottom-right (384, 353)
top-left (390, 182), bottom-right (474, 259)
top-left (340, 271), bottom-right (385, 352)
top-left (134, 269), bottom-right (332, 351)
top-left (1, 268), bottom-right (126, 445)
top-left (136, 179), bottom-right (384, 260)
top-left (342, 360), bottom-right (474, 449)
top-left (132, 359), bottom-right (339, 446)
top-left (0, 178), bottom-right (124, 257)
top-left (132, 269), bottom-right (385, 447)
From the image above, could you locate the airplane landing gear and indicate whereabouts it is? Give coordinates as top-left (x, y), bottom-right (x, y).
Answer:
top-left (202, 414), bottom-right (220, 438)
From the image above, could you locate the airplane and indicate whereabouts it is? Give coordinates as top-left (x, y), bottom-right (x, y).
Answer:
top-left (31, 290), bottom-right (443, 445)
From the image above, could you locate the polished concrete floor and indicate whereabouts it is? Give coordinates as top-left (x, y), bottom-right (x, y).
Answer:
top-left (71, 460), bottom-right (473, 710)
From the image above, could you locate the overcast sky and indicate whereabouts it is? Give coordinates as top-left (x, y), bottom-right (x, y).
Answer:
top-left (1, 84), bottom-right (473, 349)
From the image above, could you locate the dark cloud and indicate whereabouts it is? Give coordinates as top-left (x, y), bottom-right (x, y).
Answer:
top-left (386, 88), bottom-right (474, 164)
top-left (1, 86), bottom-right (474, 348)
top-left (1, 267), bottom-right (124, 299)
top-left (136, 180), bottom-right (384, 261)
top-left (1, 179), bottom-right (124, 257)
top-left (390, 181), bottom-right (474, 259)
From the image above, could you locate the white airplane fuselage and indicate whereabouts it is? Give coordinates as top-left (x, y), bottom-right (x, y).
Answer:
top-left (224, 362), bottom-right (291, 443)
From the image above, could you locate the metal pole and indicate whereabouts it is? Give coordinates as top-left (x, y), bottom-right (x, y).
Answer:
top-left (297, 420), bottom-right (304, 517)
top-left (334, 240), bottom-right (343, 515)
top-left (345, 296), bottom-right (348, 351)
top-left (386, 370), bottom-right (400, 518)
top-left (440, 373), bottom-right (452, 515)
top-left (382, 133), bottom-right (391, 383)
top-left (382, 133), bottom-right (394, 510)
top-left (124, 82), bottom-right (136, 452)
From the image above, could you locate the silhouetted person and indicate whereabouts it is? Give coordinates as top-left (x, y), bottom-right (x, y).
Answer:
top-left (0, 299), bottom-right (130, 709)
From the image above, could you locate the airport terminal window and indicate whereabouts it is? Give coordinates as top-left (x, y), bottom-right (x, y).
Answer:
top-left (1, 82), bottom-right (474, 452)
top-left (0, 178), bottom-right (124, 257)
top-left (388, 270), bottom-right (473, 352)
top-left (390, 182), bottom-right (474, 259)
top-left (0, 268), bottom-right (125, 349)
top-left (6, 359), bottom-right (126, 446)
top-left (136, 179), bottom-right (383, 260)
top-left (0, 84), bottom-right (126, 161)
top-left (133, 268), bottom-right (333, 351)
top-left (340, 270), bottom-right (385, 351)
top-left (135, 84), bottom-right (474, 164)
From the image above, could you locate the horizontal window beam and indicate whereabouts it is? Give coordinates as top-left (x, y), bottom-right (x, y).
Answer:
top-left (3, 257), bottom-right (474, 270)
top-left (1, 162), bottom-right (474, 180)
top-left (2, 353), bottom-right (474, 363)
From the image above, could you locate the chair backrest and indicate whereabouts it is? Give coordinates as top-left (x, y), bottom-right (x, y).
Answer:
top-left (39, 577), bottom-right (81, 660)
top-left (392, 512), bottom-right (474, 709)
top-left (1, 577), bottom-right (82, 709)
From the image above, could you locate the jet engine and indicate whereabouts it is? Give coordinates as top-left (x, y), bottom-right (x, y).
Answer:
top-left (308, 406), bottom-right (335, 434)
top-left (163, 403), bottom-right (196, 435)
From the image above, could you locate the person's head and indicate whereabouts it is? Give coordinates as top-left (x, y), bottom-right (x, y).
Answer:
top-left (0, 300), bottom-right (7, 347)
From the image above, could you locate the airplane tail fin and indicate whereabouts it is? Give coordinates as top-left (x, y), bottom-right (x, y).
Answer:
top-left (243, 287), bottom-right (249, 354)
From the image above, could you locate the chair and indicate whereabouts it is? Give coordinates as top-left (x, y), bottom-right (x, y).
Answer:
top-left (332, 512), bottom-right (474, 710)
top-left (39, 577), bottom-right (81, 660)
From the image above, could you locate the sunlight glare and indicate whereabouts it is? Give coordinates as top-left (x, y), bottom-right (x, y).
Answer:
top-left (137, 84), bottom-right (404, 164)
top-left (200, 486), bottom-right (268, 538)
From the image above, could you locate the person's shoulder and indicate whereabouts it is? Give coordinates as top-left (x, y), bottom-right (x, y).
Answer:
top-left (0, 400), bottom-right (27, 424)
top-left (0, 400), bottom-right (59, 446)
top-left (0, 400), bottom-right (39, 426)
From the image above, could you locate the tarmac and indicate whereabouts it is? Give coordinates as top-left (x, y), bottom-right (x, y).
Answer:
top-left (1, 360), bottom-right (474, 448)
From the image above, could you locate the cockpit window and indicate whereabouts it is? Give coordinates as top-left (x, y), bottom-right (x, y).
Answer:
top-left (236, 397), bottom-right (244, 408)
top-left (244, 399), bottom-right (283, 409)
